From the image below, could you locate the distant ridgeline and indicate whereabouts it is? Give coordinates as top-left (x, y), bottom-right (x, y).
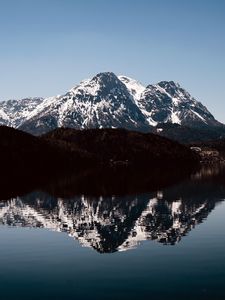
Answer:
top-left (0, 126), bottom-right (199, 196)
top-left (0, 72), bottom-right (224, 143)
top-left (1, 72), bottom-right (224, 191)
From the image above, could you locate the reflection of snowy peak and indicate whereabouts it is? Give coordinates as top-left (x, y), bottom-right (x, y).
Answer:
top-left (0, 72), bottom-right (222, 135)
top-left (0, 191), bottom-right (218, 253)
top-left (118, 198), bottom-right (213, 251)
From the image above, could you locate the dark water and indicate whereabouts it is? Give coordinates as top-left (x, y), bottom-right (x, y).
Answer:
top-left (0, 165), bottom-right (225, 299)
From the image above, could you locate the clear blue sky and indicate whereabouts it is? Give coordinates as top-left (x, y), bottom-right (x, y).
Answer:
top-left (1, 0), bottom-right (225, 122)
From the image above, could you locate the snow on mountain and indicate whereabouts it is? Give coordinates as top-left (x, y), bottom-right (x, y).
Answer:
top-left (138, 81), bottom-right (219, 127)
top-left (0, 73), bottom-right (222, 134)
top-left (117, 75), bottom-right (159, 125)
top-left (19, 72), bottom-right (148, 135)
top-left (0, 97), bottom-right (44, 127)
top-left (118, 75), bottom-right (146, 103)
top-left (0, 108), bottom-right (10, 126)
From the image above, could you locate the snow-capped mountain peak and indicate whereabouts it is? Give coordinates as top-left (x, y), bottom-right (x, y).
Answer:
top-left (0, 72), bottom-right (222, 135)
top-left (19, 72), bottom-right (148, 135)
top-left (69, 72), bottom-right (123, 97)
top-left (118, 75), bottom-right (146, 102)
top-left (138, 80), bottom-right (219, 127)
top-left (69, 78), bottom-right (91, 94)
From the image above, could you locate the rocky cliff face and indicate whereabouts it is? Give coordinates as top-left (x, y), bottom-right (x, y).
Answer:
top-left (0, 72), bottom-right (222, 135)
top-left (0, 97), bottom-right (44, 127)
top-left (136, 80), bottom-right (218, 128)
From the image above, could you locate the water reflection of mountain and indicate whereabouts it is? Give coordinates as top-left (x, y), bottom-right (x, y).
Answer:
top-left (1, 165), bottom-right (225, 253)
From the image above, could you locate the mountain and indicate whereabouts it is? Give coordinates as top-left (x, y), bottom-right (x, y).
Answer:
top-left (0, 126), bottom-right (198, 173)
top-left (0, 97), bottom-right (44, 127)
top-left (19, 72), bottom-right (149, 135)
top-left (118, 75), bottom-right (146, 103)
top-left (0, 126), bottom-right (95, 182)
top-left (151, 123), bottom-right (225, 144)
top-left (0, 126), bottom-right (199, 198)
top-left (0, 72), bottom-right (223, 137)
top-left (43, 127), bottom-right (199, 168)
top-left (135, 81), bottom-right (220, 128)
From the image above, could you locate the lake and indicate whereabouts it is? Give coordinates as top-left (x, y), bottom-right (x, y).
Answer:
top-left (0, 164), bottom-right (225, 300)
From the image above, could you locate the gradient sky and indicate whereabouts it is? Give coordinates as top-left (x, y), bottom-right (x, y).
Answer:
top-left (0, 0), bottom-right (225, 122)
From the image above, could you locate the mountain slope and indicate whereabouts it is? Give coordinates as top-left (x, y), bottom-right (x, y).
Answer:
top-left (20, 72), bottom-right (148, 135)
top-left (0, 72), bottom-right (223, 136)
top-left (43, 127), bottom-right (199, 168)
top-left (118, 75), bottom-right (146, 103)
top-left (0, 126), bottom-right (199, 168)
top-left (0, 97), bottom-right (44, 127)
top-left (0, 126), bottom-right (199, 198)
top-left (151, 123), bottom-right (225, 144)
top-left (0, 125), bottom-right (95, 180)
top-left (136, 81), bottom-right (221, 128)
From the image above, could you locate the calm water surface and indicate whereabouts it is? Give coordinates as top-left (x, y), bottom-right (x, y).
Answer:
top-left (0, 165), bottom-right (225, 300)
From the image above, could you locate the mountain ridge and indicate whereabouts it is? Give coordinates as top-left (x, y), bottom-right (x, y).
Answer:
top-left (0, 72), bottom-right (223, 137)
